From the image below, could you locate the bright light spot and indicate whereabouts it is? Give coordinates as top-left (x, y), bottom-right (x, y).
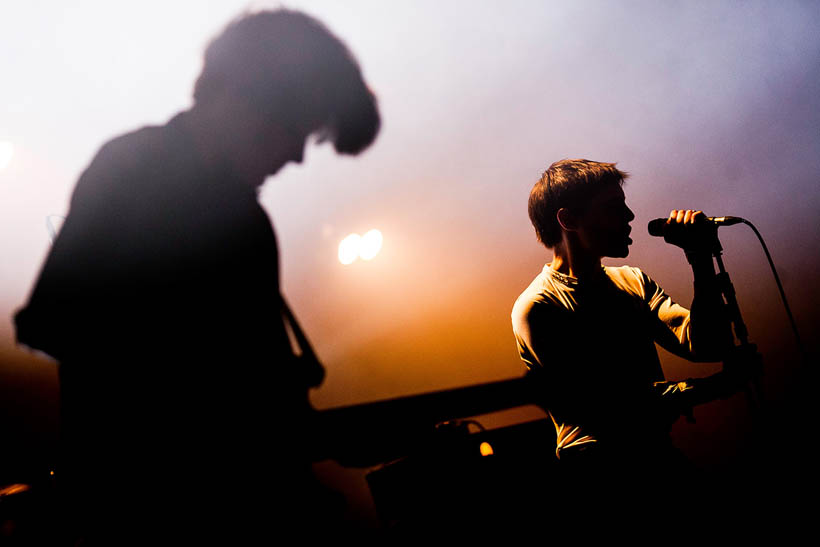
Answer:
top-left (338, 233), bottom-right (362, 265)
top-left (479, 442), bottom-right (494, 457)
top-left (359, 229), bottom-right (383, 261)
top-left (0, 141), bottom-right (14, 170)
top-left (338, 229), bottom-right (384, 265)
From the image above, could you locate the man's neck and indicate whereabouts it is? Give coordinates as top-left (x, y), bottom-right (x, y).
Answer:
top-left (550, 245), bottom-right (602, 279)
top-left (176, 108), bottom-right (228, 169)
top-left (178, 107), bottom-right (266, 188)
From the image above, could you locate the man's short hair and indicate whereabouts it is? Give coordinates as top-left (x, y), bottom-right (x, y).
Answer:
top-left (194, 9), bottom-right (380, 155)
top-left (528, 159), bottom-right (629, 247)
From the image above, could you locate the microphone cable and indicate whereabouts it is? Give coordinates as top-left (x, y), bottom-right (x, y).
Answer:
top-left (736, 218), bottom-right (804, 359)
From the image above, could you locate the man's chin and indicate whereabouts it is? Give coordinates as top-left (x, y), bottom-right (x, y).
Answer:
top-left (609, 245), bottom-right (631, 258)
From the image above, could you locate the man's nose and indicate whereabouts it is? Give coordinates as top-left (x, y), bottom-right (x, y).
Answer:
top-left (626, 206), bottom-right (635, 222)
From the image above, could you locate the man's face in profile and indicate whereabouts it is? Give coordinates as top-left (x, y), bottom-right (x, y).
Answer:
top-left (257, 124), bottom-right (312, 182)
top-left (574, 183), bottom-right (635, 259)
top-left (227, 107), bottom-right (321, 186)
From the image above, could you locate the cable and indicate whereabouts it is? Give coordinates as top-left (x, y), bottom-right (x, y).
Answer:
top-left (740, 218), bottom-right (805, 358)
top-left (45, 215), bottom-right (65, 243)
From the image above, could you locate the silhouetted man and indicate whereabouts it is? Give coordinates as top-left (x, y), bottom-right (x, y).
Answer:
top-left (15, 9), bottom-right (379, 543)
top-left (511, 159), bottom-right (752, 514)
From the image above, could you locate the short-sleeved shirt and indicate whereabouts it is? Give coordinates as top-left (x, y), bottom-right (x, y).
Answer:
top-left (511, 264), bottom-right (698, 458)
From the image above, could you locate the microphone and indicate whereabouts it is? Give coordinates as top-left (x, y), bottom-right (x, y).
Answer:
top-left (648, 216), bottom-right (743, 237)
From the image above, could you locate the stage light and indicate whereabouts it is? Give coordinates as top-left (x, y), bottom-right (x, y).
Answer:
top-left (359, 229), bottom-right (383, 261)
top-left (338, 229), bottom-right (383, 265)
top-left (479, 441), bottom-right (494, 456)
top-left (338, 233), bottom-right (362, 265)
top-left (0, 141), bottom-right (14, 170)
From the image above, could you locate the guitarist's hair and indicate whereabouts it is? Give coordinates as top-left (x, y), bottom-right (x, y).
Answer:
top-left (193, 9), bottom-right (380, 155)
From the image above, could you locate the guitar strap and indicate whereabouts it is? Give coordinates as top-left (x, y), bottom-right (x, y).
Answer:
top-left (280, 294), bottom-right (325, 388)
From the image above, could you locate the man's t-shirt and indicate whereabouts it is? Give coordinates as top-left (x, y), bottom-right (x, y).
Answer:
top-left (14, 112), bottom-right (317, 537)
top-left (511, 264), bottom-right (704, 460)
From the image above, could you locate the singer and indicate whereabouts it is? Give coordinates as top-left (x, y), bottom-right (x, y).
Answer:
top-left (511, 159), bottom-right (750, 512)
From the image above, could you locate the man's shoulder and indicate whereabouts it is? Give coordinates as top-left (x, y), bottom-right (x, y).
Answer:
top-left (603, 265), bottom-right (661, 300)
top-left (511, 266), bottom-right (561, 322)
top-left (90, 123), bottom-right (174, 171)
top-left (71, 118), bottom-right (194, 207)
top-left (604, 263), bottom-right (642, 281)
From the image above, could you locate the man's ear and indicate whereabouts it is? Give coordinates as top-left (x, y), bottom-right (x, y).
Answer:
top-left (556, 208), bottom-right (579, 232)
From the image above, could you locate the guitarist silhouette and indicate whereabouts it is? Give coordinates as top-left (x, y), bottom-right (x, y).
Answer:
top-left (15, 9), bottom-right (380, 543)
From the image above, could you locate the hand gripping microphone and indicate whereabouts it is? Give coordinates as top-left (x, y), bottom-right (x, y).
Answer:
top-left (647, 216), bottom-right (744, 237)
